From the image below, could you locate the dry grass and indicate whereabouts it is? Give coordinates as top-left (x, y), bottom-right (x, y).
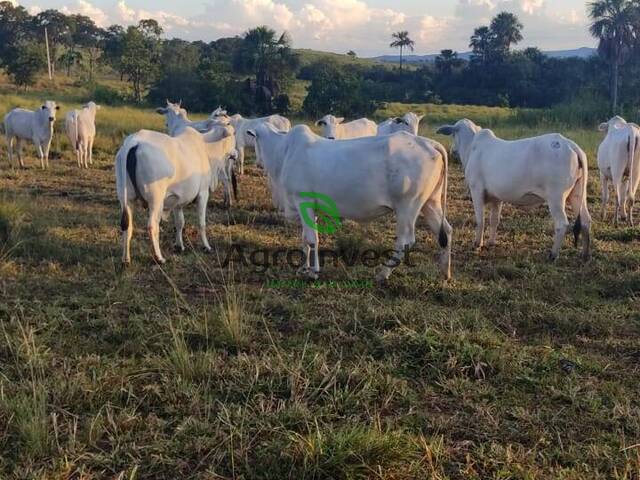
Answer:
top-left (0, 78), bottom-right (639, 479)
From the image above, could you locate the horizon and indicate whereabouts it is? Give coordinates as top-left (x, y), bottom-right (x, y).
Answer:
top-left (13, 0), bottom-right (596, 57)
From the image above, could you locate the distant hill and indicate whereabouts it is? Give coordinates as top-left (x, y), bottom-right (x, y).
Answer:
top-left (370, 47), bottom-right (596, 64)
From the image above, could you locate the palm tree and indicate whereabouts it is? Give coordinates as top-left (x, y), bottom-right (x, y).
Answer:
top-left (470, 26), bottom-right (493, 64)
top-left (490, 12), bottom-right (523, 56)
top-left (435, 49), bottom-right (463, 76)
top-left (390, 31), bottom-right (415, 71)
top-left (589, 0), bottom-right (638, 113)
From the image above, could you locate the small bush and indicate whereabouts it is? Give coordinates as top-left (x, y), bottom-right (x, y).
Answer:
top-left (91, 83), bottom-right (126, 106)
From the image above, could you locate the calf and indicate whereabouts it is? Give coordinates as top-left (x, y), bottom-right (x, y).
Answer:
top-left (316, 115), bottom-right (377, 140)
top-left (116, 126), bottom-right (236, 264)
top-left (65, 101), bottom-right (100, 168)
top-left (596, 116), bottom-right (640, 225)
top-left (3, 100), bottom-right (59, 169)
top-left (437, 119), bottom-right (591, 261)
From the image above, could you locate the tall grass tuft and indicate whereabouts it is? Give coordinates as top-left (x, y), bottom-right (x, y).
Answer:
top-left (218, 283), bottom-right (248, 351)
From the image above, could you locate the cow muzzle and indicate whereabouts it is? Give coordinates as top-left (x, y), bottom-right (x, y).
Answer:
top-left (327, 136), bottom-right (336, 140)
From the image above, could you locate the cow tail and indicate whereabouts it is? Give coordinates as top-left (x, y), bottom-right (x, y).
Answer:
top-left (432, 141), bottom-right (449, 248)
top-left (569, 141), bottom-right (588, 248)
top-left (629, 130), bottom-right (639, 204)
top-left (119, 144), bottom-right (144, 231)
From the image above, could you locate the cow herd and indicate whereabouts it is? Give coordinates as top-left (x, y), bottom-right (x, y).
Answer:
top-left (2, 100), bottom-right (639, 281)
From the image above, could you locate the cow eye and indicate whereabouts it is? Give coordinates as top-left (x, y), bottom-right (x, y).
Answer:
top-left (41, 105), bottom-right (46, 109)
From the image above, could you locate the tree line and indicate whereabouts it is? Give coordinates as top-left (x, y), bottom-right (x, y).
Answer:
top-left (1, 0), bottom-right (639, 118)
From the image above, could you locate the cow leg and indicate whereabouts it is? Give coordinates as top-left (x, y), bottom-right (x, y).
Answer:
top-left (487, 201), bottom-right (503, 247)
top-left (548, 197), bottom-right (569, 261)
top-left (569, 184), bottom-right (592, 261)
top-left (422, 200), bottom-right (452, 281)
top-left (147, 203), bottom-right (166, 264)
top-left (173, 208), bottom-right (185, 253)
top-left (196, 192), bottom-right (212, 252)
top-left (469, 186), bottom-right (485, 250)
top-left (621, 179), bottom-right (630, 222)
top-left (600, 174), bottom-right (609, 221)
top-left (298, 222), bottom-right (320, 279)
top-left (35, 142), bottom-right (45, 170)
top-left (121, 204), bottom-right (133, 264)
top-left (43, 141), bottom-right (51, 169)
top-left (238, 146), bottom-right (245, 175)
top-left (376, 207), bottom-right (418, 282)
top-left (613, 178), bottom-right (625, 225)
top-left (88, 137), bottom-right (94, 166)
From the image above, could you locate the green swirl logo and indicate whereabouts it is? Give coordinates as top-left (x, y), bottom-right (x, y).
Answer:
top-left (299, 192), bottom-right (342, 234)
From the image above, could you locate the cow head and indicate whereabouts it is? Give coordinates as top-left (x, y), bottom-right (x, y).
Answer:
top-left (436, 119), bottom-right (481, 166)
top-left (391, 113), bottom-right (425, 135)
top-left (41, 100), bottom-right (58, 123)
top-left (83, 101), bottom-right (101, 112)
top-left (599, 115), bottom-right (627, 132)
top-left (316, 114), bottom-right (344, 139)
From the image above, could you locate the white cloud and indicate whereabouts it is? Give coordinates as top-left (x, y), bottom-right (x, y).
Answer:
top-left (16, 0), bottom-right (593, 55)
top-left (61, 0), bottom-right (109, 26)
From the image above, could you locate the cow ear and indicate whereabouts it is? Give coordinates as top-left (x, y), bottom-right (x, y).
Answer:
top-left (246, 129), bottom-right (257, 138)
top-left (436, 125), bottom-right (456, 136)
top-left (598, 122), bottom-right (608, 132)
top-left (417, 114), bottom-right (424, 122)
top-left (55, 105), bottom-right (60, 110)
top-left (336, 117), bottom-right (345, 124)
top-left (156, 107), bottom-right (168, 115)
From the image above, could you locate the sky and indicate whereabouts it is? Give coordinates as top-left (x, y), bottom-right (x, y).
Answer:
top-left (13, 0), bottom-right (596, 57)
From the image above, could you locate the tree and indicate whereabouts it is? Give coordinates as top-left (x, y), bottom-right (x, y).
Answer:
top-left (470, 26), bottom-right (493, 64)
top-left (59, 49), bottom-right (82, 76)
top-left (233, 26), bottom-right (299, 113)
top-left (390, 31), bottom-right (414, 71)
top-left (490, 12), bottom-right (523, 57)
top-left (69, 14), bottom-right (104, 81)
top-left (435, 49), bottom-right (463, 76)
top-left (5, 42), bottom-right (45, 89)
top-left (102, 24), bottom-right (125, 80)
top-left (120, 20), bottom-right (163, 102)
top-left (347, 50), bottom-right (357, 59)
top-left (0, 1), bottom-right (33, 66)
top-left (589, 0), bottom-right (638, 113)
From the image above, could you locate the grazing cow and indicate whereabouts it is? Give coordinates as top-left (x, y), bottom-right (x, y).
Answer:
top-left (315, 115), bottom-right (377, 140)
top-left (596, 116), bottom-right (640, 225)
top-left (3, 100), bottom-right (59, 169)
top-left (437, 119), bottom-right (591, 261)
top-left (65, 101), bottom-right (100, 169)
top-left (247, 123), bottom-right (452, 281)
top-left (226, 113), bottom-right (291, 175)
top-left (115, 126), bottom-right (236, 264)
top-left (377, 113), bottom-right (425, 136)
top-left (156, 101), bottom-right (237, 207)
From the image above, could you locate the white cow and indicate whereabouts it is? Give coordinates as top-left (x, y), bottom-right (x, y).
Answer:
top-left (247, 123), bottom-right (452, 281)
top-left (116, 126), bottom-right (236, 264)
top-left (224, 113), bottom-right (291, 175)
top-left (156, 101), bottom-right (223, 136)
top-left (65, 101), bottom-right (100, 169)
top-left (437, 119), bottom-right (591, 261)
top-left (156, 101), bottom-right (237, 207)
top-left (315, 115), bottom-right (377, 140)
top-left (377, 113), bottom-right (425, 136)
top-left (3, 100), bottom-right (59, 169)
top-left (597, 116), bottom-right (640, 225)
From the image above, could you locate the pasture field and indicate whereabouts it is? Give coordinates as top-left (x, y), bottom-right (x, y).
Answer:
top-left (0, 80), bottom-right (639, 479)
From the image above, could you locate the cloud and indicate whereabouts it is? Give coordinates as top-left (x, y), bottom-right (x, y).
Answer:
top-left (61, 0), bottom-right (109, 26)
top-left (15, 0), bottom-right (593, 55)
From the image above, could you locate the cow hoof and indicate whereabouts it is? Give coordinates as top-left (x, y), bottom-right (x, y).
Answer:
top-left (154, 256), bottom-right (167, 265)
top-left (375, 266), bottom-right (391, 284)
top-left (202, 246), bottom-right (212, 254)
top-left (548, 252), bottom-right (559, 262)
top-left (174, 245), bottom-right (185, 254)
top-left (296, 267), bottom-right (318, 280)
